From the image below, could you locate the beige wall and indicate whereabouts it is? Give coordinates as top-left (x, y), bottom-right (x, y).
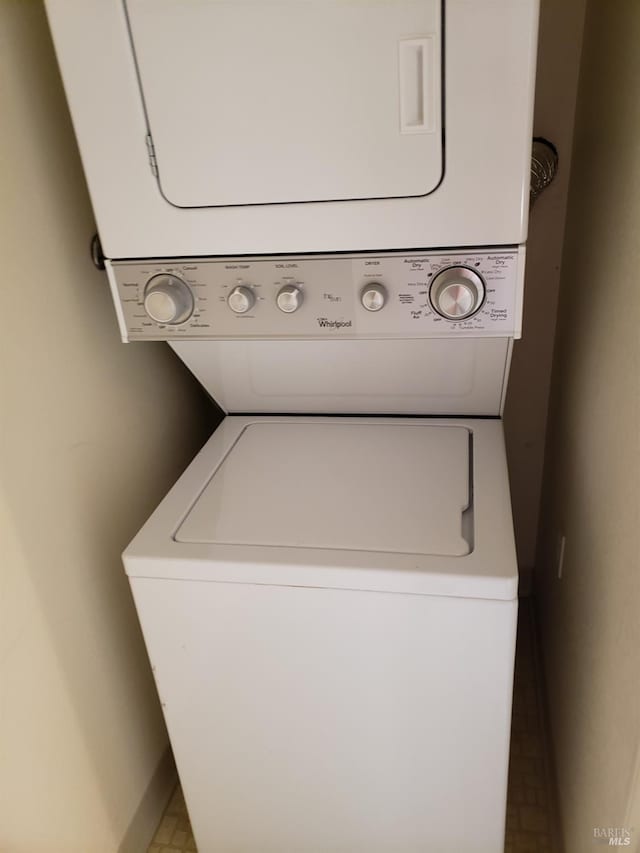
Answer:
top-left (505, 0), bottom-right (586, 590)
top-left (536, 2), bottom-right (640, 851)
top-left (0, 5), bottom-right (214, 851)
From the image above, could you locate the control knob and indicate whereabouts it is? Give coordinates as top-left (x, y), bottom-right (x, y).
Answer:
top-left (228, 284), bottom-right (256, 314)
top-left (360, 282), bottom-right (387, 312)
top-left (429, 267), bottom-right (485, 320)
top-left (143, 274), bottom-right (194, 325)
top-left (276, 284), bottom-right (303, 313)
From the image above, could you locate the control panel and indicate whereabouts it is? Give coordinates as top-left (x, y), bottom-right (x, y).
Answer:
top-left (108, 249), bottom-right (523, 341)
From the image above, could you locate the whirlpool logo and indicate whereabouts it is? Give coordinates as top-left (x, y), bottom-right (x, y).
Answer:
top-left (317, 317), bottom-right (352, 329)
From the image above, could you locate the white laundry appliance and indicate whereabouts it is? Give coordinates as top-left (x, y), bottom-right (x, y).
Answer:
top-left (45, 0), bottom-right (538, 258)
top-left (45, 1), bottom-right (540, 850)
top-left (126, 414), bottom-right (517, 853)
top-left (108, 246), bottom-right (523, 853)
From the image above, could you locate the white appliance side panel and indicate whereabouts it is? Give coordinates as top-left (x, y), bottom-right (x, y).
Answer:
top-left (44, 0), bottom-right (539, 257)
top-left (170, 337), bottom-right (509, 415)
top-left (130, 580), bottom-right (517, 853)
top-left (126, 0), bottom-right (443, 207)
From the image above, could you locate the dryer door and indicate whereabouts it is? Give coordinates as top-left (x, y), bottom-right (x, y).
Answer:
top-left (125, 0), bottom-right (443, 208)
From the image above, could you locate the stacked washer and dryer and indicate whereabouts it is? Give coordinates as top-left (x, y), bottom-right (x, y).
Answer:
top-left (46, 2), bottom-right (540, 850)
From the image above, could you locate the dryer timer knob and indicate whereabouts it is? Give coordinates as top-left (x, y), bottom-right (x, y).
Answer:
top-left (143, 274), bottom-right (195, 325)
top-left (429, 267), bottom-right (485, 321)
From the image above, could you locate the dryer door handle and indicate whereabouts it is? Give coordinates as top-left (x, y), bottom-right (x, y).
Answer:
top-left (399, 37), bottom-right (435, 135)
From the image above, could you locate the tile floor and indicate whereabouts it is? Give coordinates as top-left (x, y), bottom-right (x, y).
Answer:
top-left (148, 786), bottom-right (196, 853)
top-left (148, 600), bottom-right (559, 853)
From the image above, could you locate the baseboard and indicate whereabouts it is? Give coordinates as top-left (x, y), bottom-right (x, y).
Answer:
top-left (118, 747), bottom-right (177, 853)
top-left (530, 597), bottom-right (565, 853)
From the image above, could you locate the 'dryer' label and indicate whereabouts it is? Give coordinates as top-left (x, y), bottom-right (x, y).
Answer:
top-left (317, 318), bottom-right (352, 329)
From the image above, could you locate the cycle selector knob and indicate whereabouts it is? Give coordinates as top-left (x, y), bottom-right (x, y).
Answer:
top-left (143, 274), bottom-right (194, 325)
top-left (429, 267), bottom-right (485, 320)
top-left (276, 284), bottom-right (303, 313)
top-left (228, 285), bottom-right (256, 314)
top-left (360, 282), bottom-right (387, 312)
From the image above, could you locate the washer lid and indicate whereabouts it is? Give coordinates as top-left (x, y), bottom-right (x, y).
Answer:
top-left (176, 422), bottom-right (470, 557)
